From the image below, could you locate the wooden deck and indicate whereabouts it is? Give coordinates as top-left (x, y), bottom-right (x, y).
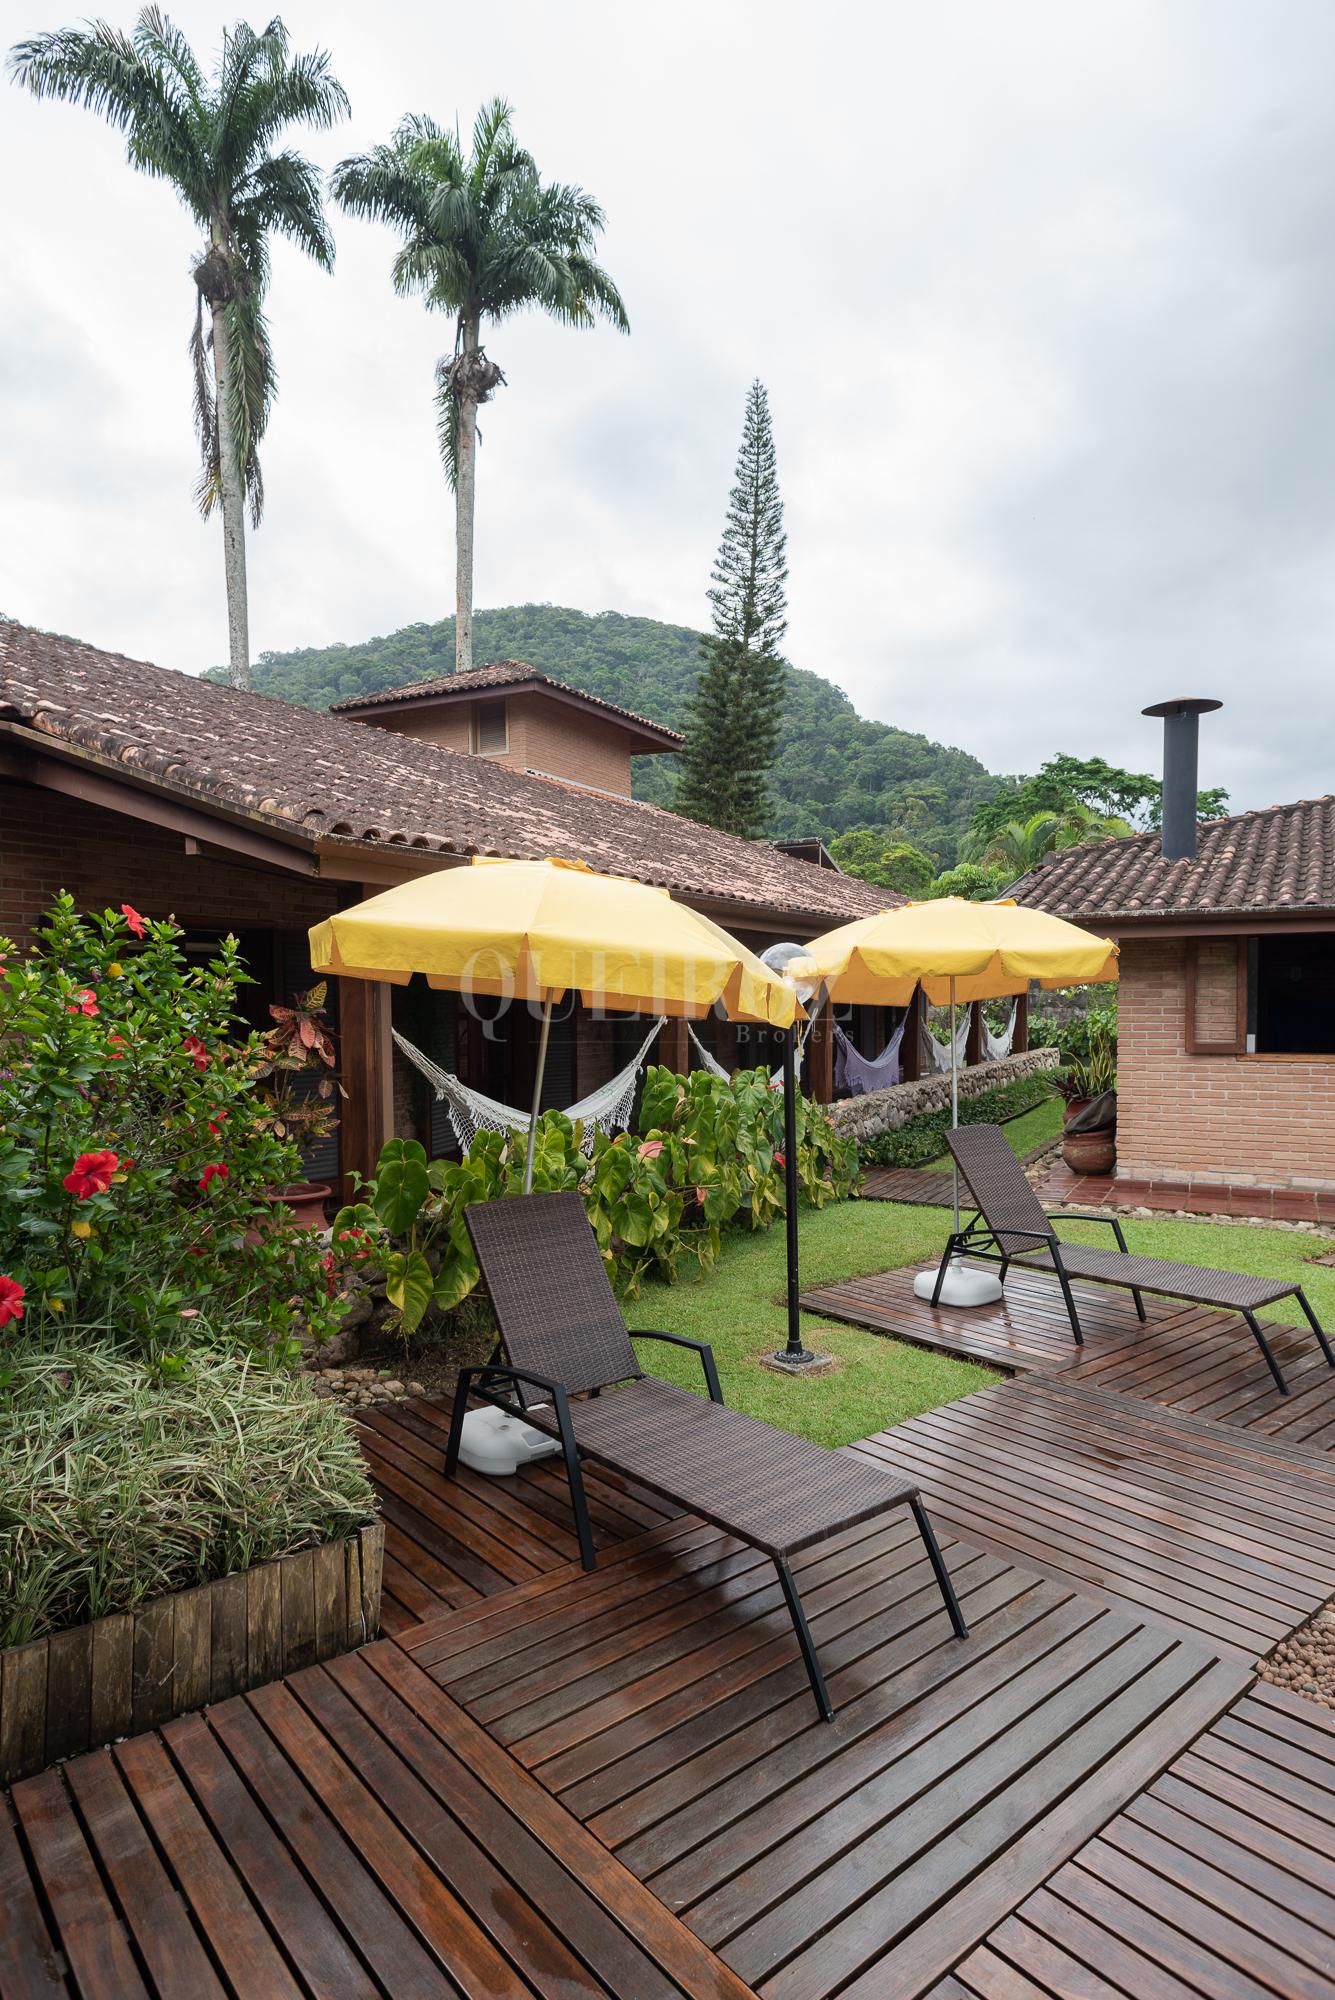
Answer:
top-left (803, 1261), bottom-right (1335, 1449)
top-left (8, 1298), bottom-right (1335, 1996)
top-left (401, 1510), bottom-right (1246, 1998)
top-left (934, 1680), bottom-right (1335, 1999)
top-left (1, 1642), bottom-right (751, 2000)
top-left (860, 1167), bottom-right (956, 1206)
top-left (357, 1394), bottom-right (680, 1635)
top-left (855, 1375), bottom-right (1335, 1664)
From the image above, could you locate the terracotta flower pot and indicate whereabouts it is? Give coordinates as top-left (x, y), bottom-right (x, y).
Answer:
top-left (1062, 1097), bottom-right (1091, 1126)
top-left (1062, 1129), bottom-right (1115, 1176)
top-left (271, 1181), bottom-right (332, 1231)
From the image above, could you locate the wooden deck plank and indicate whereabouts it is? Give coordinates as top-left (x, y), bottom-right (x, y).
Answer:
top-left (0, 1793), bottom-right (68, 1999)
top-left (851, 1375), bottom-right (1335, 1661)
top-left (940, 1683), bottom-right (1335, 2000)
top-left (8, 1765), bottom-right (151, 2000)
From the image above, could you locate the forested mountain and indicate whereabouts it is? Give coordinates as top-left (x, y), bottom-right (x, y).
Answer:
top-left (242, 604), bottom-right (1002, 864)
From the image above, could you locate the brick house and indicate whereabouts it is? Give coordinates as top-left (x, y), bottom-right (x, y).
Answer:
top-left (1013, 794), bottom-right (1335, 1203)
top-left (0, 621), bottom-right (895, 1197)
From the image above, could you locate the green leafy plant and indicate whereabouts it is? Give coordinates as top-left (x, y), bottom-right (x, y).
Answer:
top-left (1052, 1033), bottom-right (1117, 1103)
top-left (249, 981), bottom-right (342, 1155)
top-left (332, 1064), bottom-right (860, 1338)
top-left (0, 895), bottom-right (342, 1358)
top-left (1029, 991), bottom-right (1118, 1066)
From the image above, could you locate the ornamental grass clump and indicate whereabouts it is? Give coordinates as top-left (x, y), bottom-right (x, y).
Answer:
top-left (0, 1336), bottom-right (376, 1647)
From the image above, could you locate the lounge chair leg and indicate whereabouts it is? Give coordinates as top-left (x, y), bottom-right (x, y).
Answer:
top-left (1295, 1288), bottom-right (1335, 1368)
top-left (1131, 1287), bottom-right (1147, 1323)
top-left (552, 1387), bottom-right (598, 1571)
top-left (775, 1560), bottom-right (833, 1724)
top-left (1244, 1311), bottom-right (1289, 1396)
top-left (444, 1368), bottom-right (477, 1477)
top-left (931, 1237), bottom-right (960, 1308)
top-left (910, 1497), bottom-right (969, 1641)
top-left (1050, 1247), bottom-right (1085, 1346)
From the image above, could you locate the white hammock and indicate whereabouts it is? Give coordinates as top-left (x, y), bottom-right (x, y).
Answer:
top-left (920, 1011), bottom-right (971, 1074)
top-left (982, 999), bottom-right (1018, 1062)
top-left (685, 1018), bottom-right (815, 1089)
top-left (393, 1020), bottom-right (665, 1154)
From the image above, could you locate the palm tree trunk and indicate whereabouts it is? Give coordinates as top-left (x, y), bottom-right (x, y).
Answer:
top-left (454, 317), bottom-right (479, 676)
top-left (211, 300), bottom-right (251, 690)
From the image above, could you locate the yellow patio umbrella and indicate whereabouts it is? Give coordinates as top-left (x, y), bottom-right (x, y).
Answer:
top-left (802, 896), bottom-right (1118, 1304)
top-left (309, 856), bottom-right (801, 1189)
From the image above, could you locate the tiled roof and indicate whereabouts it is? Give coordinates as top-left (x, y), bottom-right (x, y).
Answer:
top-left (1011, 797), bottom-right (1335, 923)
top-left (0, 622), bottom-right (888, 926)
top-left (329, 660), bottom-right (683, 744)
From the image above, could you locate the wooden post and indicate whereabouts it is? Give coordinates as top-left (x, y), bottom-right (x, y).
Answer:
top-left (966, 1001), bottom-right (984, 1068)
top-left (900, 987), bottom-right (924, 1083)
top-left (1013, 989), bottom-right (1030, 1054)
top-left (337, 975), bottom-right (392, 1200)
top-left (807, 995), bottom-right (834, 1104)
top-left (660, 1016), bottom-right (689, 1077)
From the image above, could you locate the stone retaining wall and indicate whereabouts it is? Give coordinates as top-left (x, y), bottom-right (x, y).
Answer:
top-left (827, 1047), bottom-right (1060, 1143)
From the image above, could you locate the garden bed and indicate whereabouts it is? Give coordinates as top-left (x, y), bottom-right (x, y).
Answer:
top-left (0, 1521), bottom-right (382, 1784)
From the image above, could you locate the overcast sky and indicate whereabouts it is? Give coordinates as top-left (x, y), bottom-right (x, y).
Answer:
top-left (3, 0), bottom-right (1334, 811)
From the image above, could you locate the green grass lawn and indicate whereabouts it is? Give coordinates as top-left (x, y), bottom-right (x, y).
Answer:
top-left (631, 1189), bottom-right (1335, 1449)
top-left (923, 1094), bottom-right (1064, 1171)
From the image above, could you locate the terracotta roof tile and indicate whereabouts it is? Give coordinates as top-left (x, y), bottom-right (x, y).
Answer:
top-left (1011, 798), bottom-right (1335, 923)
top-left (329, 659), bottom-right (682, 743)
top-left (0, 623), bottom-right (888, 926)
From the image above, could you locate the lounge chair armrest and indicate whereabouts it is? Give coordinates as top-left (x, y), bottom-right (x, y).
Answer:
top-left (628, 1328), bottom-right (724, 1404)
top-left (1052, 1212), bottom-right (1130, 1252)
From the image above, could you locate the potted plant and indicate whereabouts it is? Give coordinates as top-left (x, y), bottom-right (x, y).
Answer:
top-left (251, 983), bottom-right (343, 1228)
top-left (1053, 1034), bottom-right (1117, 1175)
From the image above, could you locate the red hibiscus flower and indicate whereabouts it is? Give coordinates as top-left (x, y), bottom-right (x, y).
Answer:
top-left (334, 1225), bottom-right (372, 1263)
top-left (198, 1162), bottom-right (229, 1192)
top-left (0, 1276), bottom-right (25, 1327)
top-left (63, 1149), bottom-right (119, 1199)
top-left (182, 1036), bottom-right (209, 1072)
top-left (207, 1111), bottom-right (228, 1135)
top-left (67, 989), bottom-right (99, 1018)
top-left (120, 903), bottom-right (146, 938)
top-left (321, 1251), bottom-right (338, 1299)
top-left (106, 1033), bottom-right (127, 1061)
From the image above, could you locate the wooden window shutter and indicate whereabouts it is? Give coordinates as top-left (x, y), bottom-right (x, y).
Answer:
top-left (1185, 937), bottom-right (1246, 1054)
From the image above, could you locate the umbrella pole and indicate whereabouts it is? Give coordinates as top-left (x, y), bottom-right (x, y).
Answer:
top-left (950, 975), bottom-right (960, 1236)
top-left (524, 993), bottom-right (554, 1195)
top-left (780, 1024), bottom-right (809, 1361)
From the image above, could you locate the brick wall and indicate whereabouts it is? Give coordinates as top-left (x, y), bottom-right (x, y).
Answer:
top-left (1117, 935), bottom-right (1335, 1191)
top-left (0, 782), bottom-right (339, 946)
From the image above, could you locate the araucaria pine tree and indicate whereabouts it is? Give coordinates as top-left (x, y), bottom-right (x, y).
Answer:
top-left (676, 380), bottom-right (789, 836)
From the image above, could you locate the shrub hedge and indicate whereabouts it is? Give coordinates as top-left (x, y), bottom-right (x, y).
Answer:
top-left (856, 1072), bottom-right (1057, 1171)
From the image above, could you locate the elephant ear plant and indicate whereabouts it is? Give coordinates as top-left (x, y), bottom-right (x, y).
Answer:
top-left (332, 1063), bottom-right (859, 1346)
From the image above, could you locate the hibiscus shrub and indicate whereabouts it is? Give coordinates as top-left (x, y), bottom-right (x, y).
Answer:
top-left (0, 895), bottom-right (341, 1359)
top-left (333, 1060), bottom-right (860, 1339)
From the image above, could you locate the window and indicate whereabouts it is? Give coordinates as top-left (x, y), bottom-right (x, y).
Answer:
top-left (472, 700), bottom-right (508, 755)
top-left (1250, 934), bottom-right (1335, 1055)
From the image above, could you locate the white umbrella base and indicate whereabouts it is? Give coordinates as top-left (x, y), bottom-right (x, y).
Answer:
top-left (914, 1259), bottom-right (1005, 1308)
top-left (457, 1405), bottom-right (560, 1477)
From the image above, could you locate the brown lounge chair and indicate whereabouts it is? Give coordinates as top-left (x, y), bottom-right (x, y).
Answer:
top-left (940, 1125), bottom-right (1334, 1395)
top-left (446, 1190), bottom-right (967, 1721)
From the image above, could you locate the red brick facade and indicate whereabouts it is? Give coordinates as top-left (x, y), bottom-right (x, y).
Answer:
top-left (1116, 935), bottom-right (1335, 1193)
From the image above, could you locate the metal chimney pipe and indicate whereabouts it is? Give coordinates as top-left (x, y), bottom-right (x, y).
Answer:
top-left (1141, 698), bottom-right (1222, 860)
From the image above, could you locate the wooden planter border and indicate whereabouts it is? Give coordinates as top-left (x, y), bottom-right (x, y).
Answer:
top-left (0, 1520), bottom-right (383, 1786)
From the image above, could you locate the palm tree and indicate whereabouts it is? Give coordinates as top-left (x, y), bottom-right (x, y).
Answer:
top-left (971, 803), bottom-right (1133, 879)
top-left (332, 101), bottom-right (628, 673)
top-left (9, 11), bottom-right (348, 688)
